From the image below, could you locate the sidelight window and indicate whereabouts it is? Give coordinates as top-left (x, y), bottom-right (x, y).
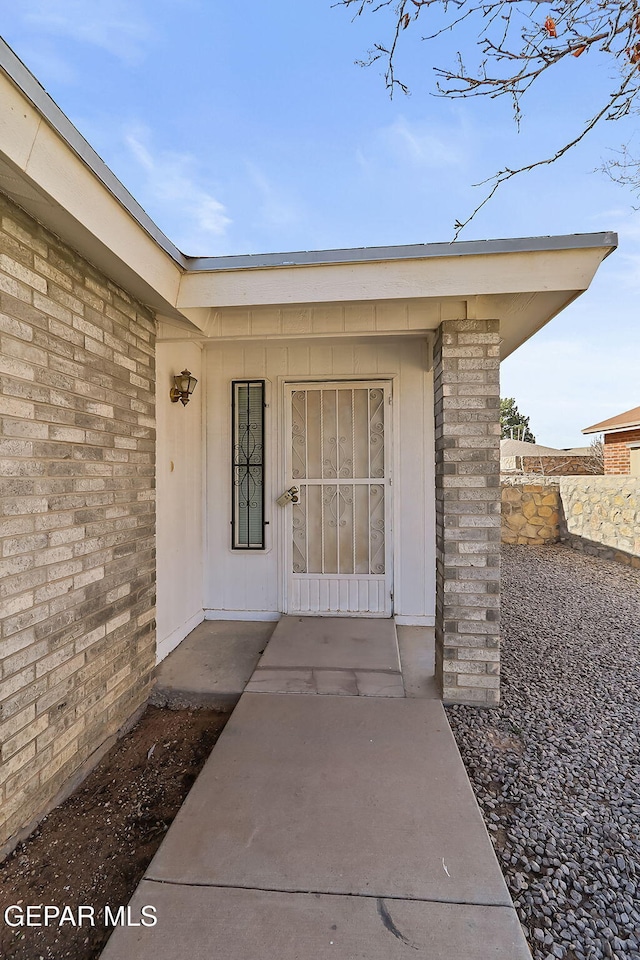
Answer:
top-left (231, 380), bottom-right (266, 549)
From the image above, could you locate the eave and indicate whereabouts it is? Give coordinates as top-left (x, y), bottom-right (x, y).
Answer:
top-left (0, 37), bottom-right (617, 355)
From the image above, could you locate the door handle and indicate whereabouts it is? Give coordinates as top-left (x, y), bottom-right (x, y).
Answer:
top-left (276, 486), bottom-right (299, 506)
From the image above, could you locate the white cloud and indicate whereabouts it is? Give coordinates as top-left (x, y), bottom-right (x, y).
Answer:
top-left (23, 0), bottom-right (153, 63)
top-left (245, 162), bottom-right (300, 231)
top-left (125, 128), bottom-right (231, 254)
top-left (378, 116), bottom-right (465, 169)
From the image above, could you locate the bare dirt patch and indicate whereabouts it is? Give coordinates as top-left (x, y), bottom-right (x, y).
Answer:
top-left (0, 705), bottom-right (231, 960)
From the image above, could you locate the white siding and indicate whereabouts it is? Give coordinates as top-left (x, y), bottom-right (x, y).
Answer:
top-left (204, 338), bottom-right (435, 622)
top-left (156, 339), bottom-right (205, 660)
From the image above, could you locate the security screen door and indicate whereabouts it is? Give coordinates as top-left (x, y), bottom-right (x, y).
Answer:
top-left (285, 381), bottom-right (392, 616)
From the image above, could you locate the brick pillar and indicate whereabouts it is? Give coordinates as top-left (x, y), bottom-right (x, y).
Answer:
top-left (433, 319), bottom-right (501, 705)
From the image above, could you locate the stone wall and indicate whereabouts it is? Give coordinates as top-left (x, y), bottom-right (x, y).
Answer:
top-left (501, 483), bottom-right (560, 544)
top-left (434, 318), bottom-right (501, 706)
top-left (559, 476), bottom-right (639, 563)
top-left (501, 475), bottom-right (640, 566)
top-left (0, 194), bottom-right (156, 853)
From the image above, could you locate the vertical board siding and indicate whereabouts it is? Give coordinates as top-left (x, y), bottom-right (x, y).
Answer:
top-left (204, 339), bottom-right (435, 620)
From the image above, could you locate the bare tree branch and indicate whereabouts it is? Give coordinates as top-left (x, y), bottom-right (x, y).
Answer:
top-left (334, 0), bottom-right (640, 231)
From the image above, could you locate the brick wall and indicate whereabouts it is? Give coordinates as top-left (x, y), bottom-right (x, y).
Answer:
top-left (604, 429), bottom-right (640, 474)
top-left (0, 194), bottom-right (156, 852)
top-left (433, 319), bottom-right (501, 706)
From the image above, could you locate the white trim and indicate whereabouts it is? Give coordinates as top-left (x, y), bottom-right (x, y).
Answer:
top-left (204, 609), bottom-right (282, 622)
top-left (286, 610), bottom-right (389, 618)
top-left (283, 379), bottom-right (393, 616)
top-left (156, 610), bottom-right (204, 664)
top-left (394, 615), bottom-right (436, 627)
top-left (583, 424), bottom-right (640, 437)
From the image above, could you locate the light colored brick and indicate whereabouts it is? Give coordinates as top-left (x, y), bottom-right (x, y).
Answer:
top-left (460, 674), bottom-right (501, 688)
top-left (0, 254), bottom-right (48, 293)
top-left (0, 192), bottom-right (156, 852)
top-left (0, 703), bottom-right (36, 742)
top-left (2, 714), bottom-right (49, 760)
top-left (0, 742), bottom-right (37, 785)
top-left (434, 319), bottom-right (501, 707)
top-left (0, 396), bottom-right (35, 419)
top-left (0, 592), bottom-right (35, 617)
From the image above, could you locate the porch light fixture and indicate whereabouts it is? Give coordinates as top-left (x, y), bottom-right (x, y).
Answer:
top-left (170, 369), bottom-right (198, 406)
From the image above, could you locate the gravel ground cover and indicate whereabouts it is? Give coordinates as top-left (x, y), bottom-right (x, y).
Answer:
top-left (446, 544), bottom-right (640, 960)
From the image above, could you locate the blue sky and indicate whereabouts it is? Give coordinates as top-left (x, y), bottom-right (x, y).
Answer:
top-left (1, 0), bottom-right (638, 447)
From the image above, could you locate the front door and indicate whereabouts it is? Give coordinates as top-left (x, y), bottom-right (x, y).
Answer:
top-left (284, 381), bottom-right (392, 616)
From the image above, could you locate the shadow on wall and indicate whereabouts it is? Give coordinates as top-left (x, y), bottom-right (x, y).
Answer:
top-left (501, 478), bottom-right (640, 569)
top-left (557, 499), bottom-right (640, 569)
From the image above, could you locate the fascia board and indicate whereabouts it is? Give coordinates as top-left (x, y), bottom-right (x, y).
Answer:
top-left (176, 245), bottom-right (613, 311)
top-left (0, 72), bottom-right (187, 321)
top-left (583, 422), bottom-right (640, 436)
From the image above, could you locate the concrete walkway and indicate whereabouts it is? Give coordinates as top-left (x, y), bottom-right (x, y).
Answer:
top-left (101, 618), bottom-right (531, 960)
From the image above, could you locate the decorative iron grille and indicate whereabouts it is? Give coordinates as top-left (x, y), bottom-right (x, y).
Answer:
top-left (231, 380), bottom-right (265, 549)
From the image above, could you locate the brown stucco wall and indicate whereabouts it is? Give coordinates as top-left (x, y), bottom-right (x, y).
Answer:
top-left (0, 194), bottom-right (156, 852)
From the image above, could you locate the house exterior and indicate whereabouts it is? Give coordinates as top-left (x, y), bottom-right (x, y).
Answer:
top-left (500, 438), bottom-right (598, 476)
top-left (583, 405), bottom-right (640, 475)
top-left (0, 37), bottom-right (617, 855)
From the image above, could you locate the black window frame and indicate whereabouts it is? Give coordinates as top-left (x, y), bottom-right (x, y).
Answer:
top-left (231, 379), bottom-right (266, 550)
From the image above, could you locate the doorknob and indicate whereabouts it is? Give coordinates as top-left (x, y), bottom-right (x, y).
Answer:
top-left (276, 486), bottom-right (299, 506)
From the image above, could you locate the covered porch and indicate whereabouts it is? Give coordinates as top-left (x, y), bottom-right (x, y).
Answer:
top-left (155, 235), bottom-right (616, 706)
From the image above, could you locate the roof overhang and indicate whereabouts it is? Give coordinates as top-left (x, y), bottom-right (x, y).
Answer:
top-left (177, 240), bottom-right (615, 357)
top-left (583, 405), bottom-right (640, 435)
top-left (583, 422), bottom-right (640, 436)
top-left (0, 38), bottom-right (617, 355)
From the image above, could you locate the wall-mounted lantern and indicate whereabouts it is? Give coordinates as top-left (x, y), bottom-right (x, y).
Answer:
top-left (170, 369), bottom-right (198, 406)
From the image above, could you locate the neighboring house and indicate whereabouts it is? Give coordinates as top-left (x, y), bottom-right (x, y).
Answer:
top-left (0, 38), bottom-right (617, 854)
top-left (500, 438), bottom-right (599, 475)
top-left (583, 406), bottom-right (640, 476)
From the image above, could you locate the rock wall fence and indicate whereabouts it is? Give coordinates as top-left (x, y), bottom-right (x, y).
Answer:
top-left (501, 476), bottom-right (639, 567)
top-left (502, 454), bottom-right (597, 476)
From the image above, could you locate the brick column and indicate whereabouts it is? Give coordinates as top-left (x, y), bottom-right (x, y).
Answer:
top-left (433, 319), bottom-right (501, 705)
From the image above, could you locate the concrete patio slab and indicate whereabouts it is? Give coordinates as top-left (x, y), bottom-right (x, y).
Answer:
top-left (145, 693), bottom-right (512, 907)
top-left (257, 616), bottom-right (401, 671)
top-left (247, 615), bottom-right (405, 697)
top-left (245, 667), bottom-right (405, 697)
top-left (396, 625), bottom-right (439, 699)
top-left (101, 882), bottom-right (532, 960)
top-left (150, 620), bottom-right (276, 709)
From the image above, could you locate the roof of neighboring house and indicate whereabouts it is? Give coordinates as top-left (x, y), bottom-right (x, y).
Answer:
top-left (500, 439), bottom-right (592, 459)
top-left (582, 405), bottom-right (640, 436)
top-left (500, 439), bottom-right (565, 457)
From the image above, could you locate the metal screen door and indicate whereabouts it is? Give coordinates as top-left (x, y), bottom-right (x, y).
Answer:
top-left (285, 381), bottom-right (392, 616)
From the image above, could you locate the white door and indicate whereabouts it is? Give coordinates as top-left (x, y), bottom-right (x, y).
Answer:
top-left (284, 381), bottom-right (392, 616)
